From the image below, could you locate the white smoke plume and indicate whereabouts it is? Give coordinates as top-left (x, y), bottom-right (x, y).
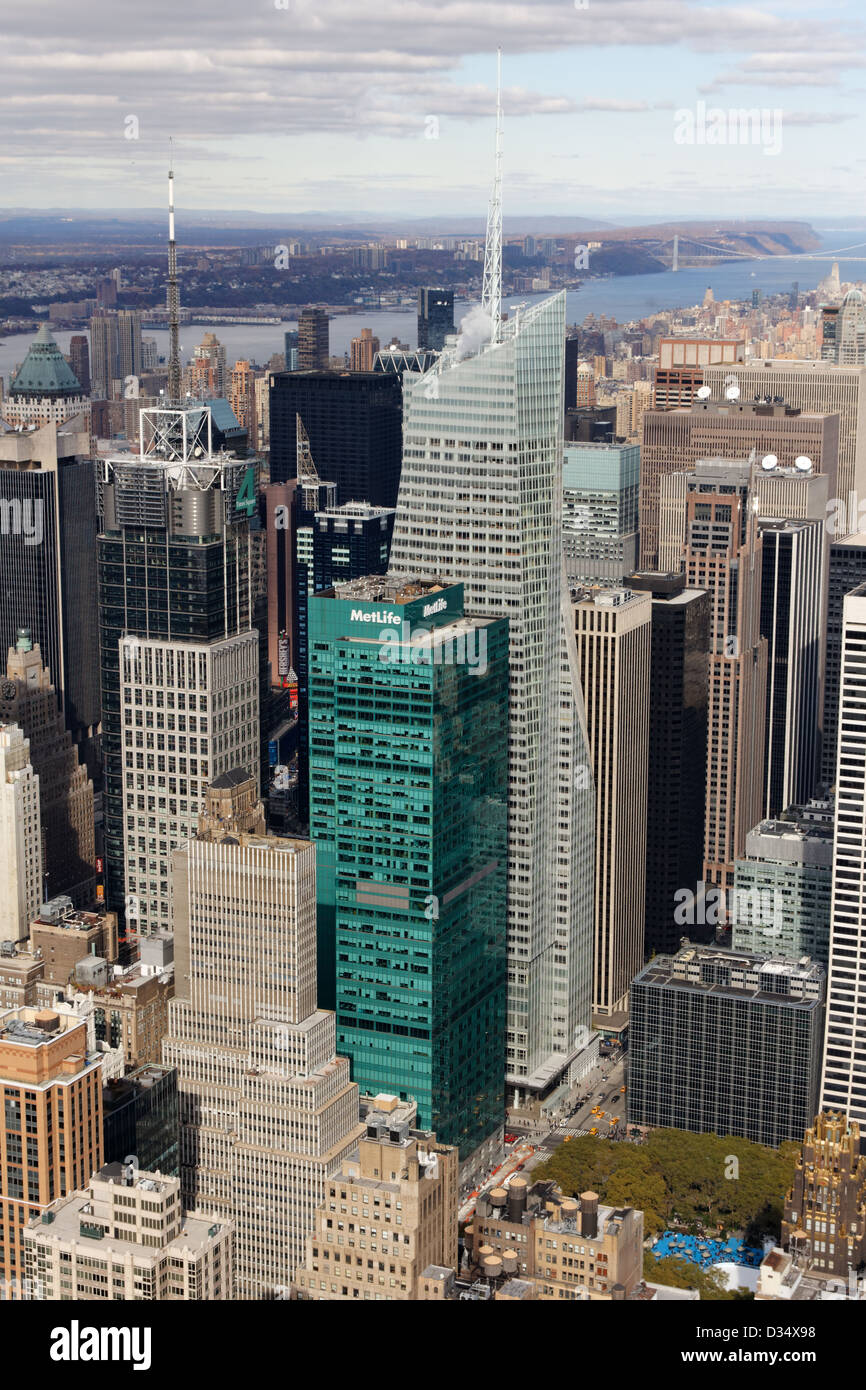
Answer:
top-left (455, 303), bottom-right (493, 361)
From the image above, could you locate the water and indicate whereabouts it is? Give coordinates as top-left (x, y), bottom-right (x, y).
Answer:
top-left (1, 231), bottom-right (863, 384)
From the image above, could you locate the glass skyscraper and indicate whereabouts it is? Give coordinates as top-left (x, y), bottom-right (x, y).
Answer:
top-left (388, 291), bottom-right (596, 1107)
top-left (308, 577), bottom-right (508, 1176)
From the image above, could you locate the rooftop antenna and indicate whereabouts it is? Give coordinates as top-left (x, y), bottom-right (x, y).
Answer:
top-left (167, 141), bottom-right (181, 403)
top-left (481, 47), bottom-right (503, 346)
top-left (296, 414), bottom-right (320, 485)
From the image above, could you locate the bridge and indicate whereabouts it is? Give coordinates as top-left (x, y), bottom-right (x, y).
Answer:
top-left (651, 235), bottom-right (866, 271)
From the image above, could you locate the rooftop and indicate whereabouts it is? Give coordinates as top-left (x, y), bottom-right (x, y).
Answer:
top-left (10, 324), bottom-right (84, 399)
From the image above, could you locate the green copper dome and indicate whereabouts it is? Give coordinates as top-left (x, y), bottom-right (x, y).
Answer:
top-left (10, 323), bottom-right (83, 398)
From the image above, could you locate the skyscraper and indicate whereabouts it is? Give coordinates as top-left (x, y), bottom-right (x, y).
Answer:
top-left (629, 946), bottom-right (825, 1146)
top-left (821, 289), bottom-right (866, 365)
top-left (573, 588), bottom-right (651, 1022)
top-left (68, 335), bottom-right (90, 395)
top-left (298, 309), bottom-right (330, 371)
top-left (0, 725), bottom-right (42, 943)
top-left (0, 629), bottom-right (94, 906)
top-left (759, 518), bottom-right (824, 817)
top-left (628, 572), bottom-right (710, 958)
top-left (640, 396), bottom-right (839, 571)
top-left (417, 288), bottom-right (455, 352)
top-left (268, 369), bottom-right (403, 504)
top-left (733, 802), bottom-right (833, 965)
top-left (187, 332), bottom-right (227, 398)
top-left (96, 403), bottom-right (260, 934)
top-left (822, 536), bottom-right (866, 789)
top-left (0, 1007), bottom-right (102, 1295)
top-left (4, 325), bottom-right (88, 429)
top-left (229, 358), bottom-right (257, 437)
top-left (308, 577), bottom-right (509, 1177)
top-left (89, 312), bottom-right (119, 399)
top-left (388, 293), bottom-right (596, 1104)
top-left (563, 442), bottom-right (639, 587)
top-left (388, 66), bottom-right (596, 1106)
top-left (349, 327), bottom-right (380, 372)
top-left (0, 418), bottom-right (99, 770)
top-left (702, 360), bottom-right (865, 520)
top-left (821, 582), bottom-right (866, 1126)
top-left (163, 769), bottom-right (363, 1297)
top-left (682, 459), bottom-right (767, 900)
top-left (652, 337), bottom-right (744, 411)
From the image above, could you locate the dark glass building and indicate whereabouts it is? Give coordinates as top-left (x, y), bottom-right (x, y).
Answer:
top-left (416, 287), bottom-right (454, 352)
top-left (308, 577), bottom-right (509, 1174)
top-left (102, 1063), bottom-right (179, 1176)
top-left (0, 418), bottom-right (100, 772)
top-left (96, 404), bottom-right (257, 931)
top-left (822, 537), bottom-right (866, 789)
top-left (268, 370), bottom-right (403, 505)
top-left (629, 572), bottom-right (710, 956)
top-left (628, 945), bottom-right (826, 1146)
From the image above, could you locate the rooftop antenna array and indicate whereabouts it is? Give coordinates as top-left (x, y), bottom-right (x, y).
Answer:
top-left (481, 48), bottom-right (503, 346)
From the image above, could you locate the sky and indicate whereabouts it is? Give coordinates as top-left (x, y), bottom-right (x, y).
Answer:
top-left (1, 0), bottom-right (865, 220)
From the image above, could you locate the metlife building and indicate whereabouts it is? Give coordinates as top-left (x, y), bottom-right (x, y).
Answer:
top-left (307, 575), bottom-right (509, 1180)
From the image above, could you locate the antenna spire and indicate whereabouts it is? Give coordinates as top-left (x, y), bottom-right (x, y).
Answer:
top-left (481, 47), bottom-right (503, 345)
top-left (296, 414), bottom-right (320, 485)
top-left (167, 142), bottom-right (182, 403)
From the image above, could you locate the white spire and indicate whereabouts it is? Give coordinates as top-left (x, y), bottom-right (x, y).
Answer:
top-left (481, 47), bottom-right (503, 345)
top-left (167, 140), bottom-right (181, 403)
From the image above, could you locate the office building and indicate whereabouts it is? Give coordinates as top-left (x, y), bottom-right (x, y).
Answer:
top-left (822, 537), bottom-right (866, 789)
top-left (628, 946), bottom-right (826, 1146)
top-left (0, 726), bottom-right (42, 944)
top-left (229, 358), bottom-right (256, 437)
top-left (68, 336), bottom-right (90, 395)
top-left (1, 630), bottom-right (94, 906)
top-left (469, 1179), bottom-right (643, 1300)
top-left (389, 291), bottom-right (597, 1111)
top-left (284, 329), bottom-right (299, 372)
top-left (702, 359), bottom-right (866, 519)
top-left (0, 1007), bottom-right (102, 1294)
top-left (294, 1098), bottom-right (458, 1301)
top-left (759, 518), bottom-right (824, 817)
top-left (781, 1112), bottom-right (866, 1277)
top-left (298, 309), bottom-right (330, 371)
top-left (30, 903), bottom-right (118, 985)
top-left (0, 417), bottom-right (100, 768)
top-left (308, 578), bottom-right (509, 1175)
top-left (268, 369), bottom-right (403, 504)
top-left (350, 328), bottom-right (380, 373)
top-left (89, 311), bottom-right (143, 400)
top-left (23, 1164), bottom-right (231, 1300)
top-left (573, 588), bottom-right (651, 1022)
top-left (628, 573), bottom-right (710, 957)
top-left (652, 337), bottom-right (744, 411)
top-left (821, 289), bottom-right (866, 365)
top-left (563, 443), bottom-right (639, 587)
top-left (682, 459), bottom-right (768, 897)
top-left (732, 803), bottom-right (833, 964)
top-left (77, 963), bottom-right (174, 1070)
top-left (640, 396), bottom-right (839, 571)
top-left (102, 1063), bottom-right (179, 1177)
top-left (163, 769), bottom-right (363, 1297)
top-left (3, 325), bottom-right (89, 430)
top-left (187, 332), bottom-right (226, 398)
top-left (417, 288), bottom-right (455, 352)
top-left (96, 403), bottom-right (259, 933)
top-left (821, 584), bottom-right (866, 1125)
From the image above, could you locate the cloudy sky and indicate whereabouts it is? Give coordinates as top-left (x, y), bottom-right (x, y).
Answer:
top-left (1, 0), bottom-right (864, 219)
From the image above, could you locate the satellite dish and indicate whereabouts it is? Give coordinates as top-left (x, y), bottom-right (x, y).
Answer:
top-left (794, 455), bottom-right (813, 473)
top-left (696, 385), bottom-right (712, 400)
top-left (725, 384), bottom-right (741, 400)
top-left (760, 454), bottom-right (778, 471)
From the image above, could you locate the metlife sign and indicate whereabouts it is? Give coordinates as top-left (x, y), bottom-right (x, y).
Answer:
top-left (350, 608), bottom-right (402, 626)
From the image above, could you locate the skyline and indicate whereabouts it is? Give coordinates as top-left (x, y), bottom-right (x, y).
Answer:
top-left (1, 0), bottom-right (865, 218)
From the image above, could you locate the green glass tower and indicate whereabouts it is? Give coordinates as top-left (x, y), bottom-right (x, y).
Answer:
top-left (308, 576), bottom-right (508, 1174)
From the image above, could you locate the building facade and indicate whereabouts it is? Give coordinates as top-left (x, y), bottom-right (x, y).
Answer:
top-left (0, 726), bottom-right (42, 944)
top-left (308, 578), bottom-right (508, 1175)
top-left (563, 443), bottom-right (639, 587)
top-left (628, 946), bottom-right (825, 1146)
top-left (733, 803), bottom-right (833, 965)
